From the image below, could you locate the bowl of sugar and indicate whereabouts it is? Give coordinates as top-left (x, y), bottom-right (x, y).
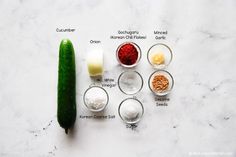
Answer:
top-left (118, 98), bottom-right (144, 124)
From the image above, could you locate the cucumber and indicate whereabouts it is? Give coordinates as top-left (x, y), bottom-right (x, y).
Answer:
top-left (57, 39), bottom-right (76, 134)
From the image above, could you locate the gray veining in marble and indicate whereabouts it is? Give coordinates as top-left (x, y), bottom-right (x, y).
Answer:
top-left (0, 0), bottom-right (236, 156)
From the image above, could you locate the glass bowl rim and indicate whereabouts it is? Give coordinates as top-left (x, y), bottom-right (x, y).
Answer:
top-left (148, 70), bottom-right (174, 96)
top-left (147, 43), bottom-right (173, 69)
top-left (118, 70), bottom-right (144, 95)
top-left (83, 85), bottom-right (109, 112)
top-left (116, 42), bottom-right (142, 68)
top-left (118, 97), bottom-right (144, 124)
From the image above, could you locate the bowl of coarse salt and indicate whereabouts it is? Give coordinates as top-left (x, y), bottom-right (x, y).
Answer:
top-left (83, 86), bottom-right (109, 112)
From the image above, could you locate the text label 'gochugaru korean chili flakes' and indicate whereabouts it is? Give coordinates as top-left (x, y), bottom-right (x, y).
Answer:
top-left (117, 43), bottom-right (139, 66)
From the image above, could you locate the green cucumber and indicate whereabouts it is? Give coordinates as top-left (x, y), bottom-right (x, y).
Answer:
top-left (57, 39), bottom-right (76, 134)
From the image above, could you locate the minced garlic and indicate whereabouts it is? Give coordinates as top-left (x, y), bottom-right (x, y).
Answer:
top-left (151, 52), bottom-right (165, 65)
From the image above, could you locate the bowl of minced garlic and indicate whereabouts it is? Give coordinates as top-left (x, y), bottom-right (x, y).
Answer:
top-left (148, 70), bottom-right (174, 96)
top-left (147, 43), bottom-right (173, 69)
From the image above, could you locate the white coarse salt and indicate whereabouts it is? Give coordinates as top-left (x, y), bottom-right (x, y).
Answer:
top-left (85, 87), bottom-right (107, 111)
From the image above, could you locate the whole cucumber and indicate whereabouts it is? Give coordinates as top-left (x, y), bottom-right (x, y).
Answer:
top-left (57, 39), bottom-right (76, 134)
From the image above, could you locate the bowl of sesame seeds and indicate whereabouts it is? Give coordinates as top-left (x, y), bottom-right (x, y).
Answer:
top-left (148, 70), bottom-right (174, 96)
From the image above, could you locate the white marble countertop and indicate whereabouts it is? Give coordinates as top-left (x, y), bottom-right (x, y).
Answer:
top-left (0, 0), bottom-right (236, 156)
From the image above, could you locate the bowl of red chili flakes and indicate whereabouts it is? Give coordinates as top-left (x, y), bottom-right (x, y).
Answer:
top-left (116, 42), bottom-right (141, 68)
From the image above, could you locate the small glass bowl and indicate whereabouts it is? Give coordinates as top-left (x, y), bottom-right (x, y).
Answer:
top-left (118, 98), bottom-right (144, 124)
top-left (148, 70), bottom-right (174, 96)
top-left (147, 43), bottom-right (173, 69)
top-left (116, 42), bottom-right (141, 68)
top-left (118, 71), bottom-right (143, 95)
top-left (83, 86), bottom-right (109, 112)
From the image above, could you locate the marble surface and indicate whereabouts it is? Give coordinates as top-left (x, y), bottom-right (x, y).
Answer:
top-left (0, 0), bottom-right (236, 156)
